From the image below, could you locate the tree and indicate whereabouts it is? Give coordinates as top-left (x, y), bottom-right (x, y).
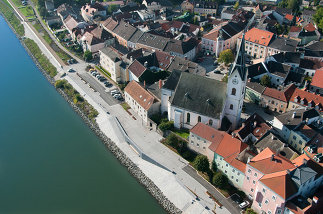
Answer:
top-left (218, 49), bottom-right (234, 65)
top-left (260, 75), bottom-right (271, 87)
top-left (245, 208), bottom-right (257, 214)
top-left (211, 161), bottom-right (217, 172)
top-left (83, 50), bottom-right (92, 62)
top-left (222, 74), bottom-right (228, 83)
top-left (212, 173), bottom-right (228, 189)
top-left (314, 7), bottom-right (323, 32)
top-left (193, 155), bottom-right (210, 172)
top-left (233, 1), bottom-right (239, 10)
top-left (107, 4), bottom-right (119, 15)
top-left (39, 6), bottom-right (48, 18)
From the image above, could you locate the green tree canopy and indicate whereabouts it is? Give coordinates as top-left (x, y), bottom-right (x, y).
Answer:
top-left (260, 75), bottom-right (271, 87)
top-left (212, 173), bottom-right (228, 189)
top-left (245, 208), bottom-right (257, 214)
top-left (314, 7), bottom-right (323, 32)
top-left (83, 50), bottom-right (93, 62)
top-left (233, 1), bottom-right (239, 10)
top-left (218, 49), bottom-right (234, 65)
top-left (279, 0), bottom-right (301, 12)
top-left (193, 155), bottom-right (210, 172)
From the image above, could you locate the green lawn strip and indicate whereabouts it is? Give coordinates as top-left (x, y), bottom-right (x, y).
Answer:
top-left (0, 0), bottom-right (24, 36)
top-left (11, 0), bottom-right (22, 7)
top-left (95, 65), bottom-right (111, 77)
top-left (172, 128), bottom-right (189, 139)
top-left (120, 102), bottom-right (130, 111)
top-left (55, 79), bottom-right (99, 120)
top-left (19, 6), bottom-right (34, 17)
top-left (24, 38), bottom-right (57, 78)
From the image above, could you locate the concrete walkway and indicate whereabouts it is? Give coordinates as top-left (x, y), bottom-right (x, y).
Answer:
top-left (8, 3), bottom-right (238, 213)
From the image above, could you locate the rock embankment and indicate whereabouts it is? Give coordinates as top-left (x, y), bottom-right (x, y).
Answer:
top-left (19, 29), bottom-right (181, 214)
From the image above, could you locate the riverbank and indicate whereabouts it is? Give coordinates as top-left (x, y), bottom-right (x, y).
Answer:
top-left (0, 3), bottom-right (181, 214)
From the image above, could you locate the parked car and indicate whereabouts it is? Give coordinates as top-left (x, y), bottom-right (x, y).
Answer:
top-left (231, 194), bottom-right (243, 204)
top-left (68, 68), bottom-right (74, 72)
top-left (239, 201), bottom-right (250, 209)
top-left (60, 72), bottom-right (66, 78)
top-left (213, 60), bottom-right (218, 66)
top-left (214, 70), bottom-right (221, 74)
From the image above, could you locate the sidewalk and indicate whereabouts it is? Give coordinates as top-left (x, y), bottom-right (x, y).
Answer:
top-left (12, 3), bottom-right (237, 213)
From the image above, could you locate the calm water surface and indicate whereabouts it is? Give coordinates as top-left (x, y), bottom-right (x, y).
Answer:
top-left (0, 16), bottom-right (166, 214)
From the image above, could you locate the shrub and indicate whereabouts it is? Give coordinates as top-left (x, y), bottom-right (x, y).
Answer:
top-left (245, 208), bottom-right (257, 214)
top-left (159, 120), bottom-right (174, 131)
top-left (193, 155), bottom-right (210, 172)
top-left (212, 173), bottom-right (229, 189)
top-left (211, 161), bottom-right (217, 172)
top-left (84, 50), bottom-right (93, 62)
top-left (55, 80), bottom-right (66, 88)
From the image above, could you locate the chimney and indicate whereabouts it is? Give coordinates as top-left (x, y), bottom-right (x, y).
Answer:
top-left (144, 80), bottom-right (146, 89)
top-left (292, 112), bottom-right (296, 118)
top-left (130, 56), bottom-right (133, 62)
top-left (271, 154), bottom-right (275, 161)
top-left (144, 61), bottom-right (148, 67)
top-left (159, 79), bottom-right (162, 89)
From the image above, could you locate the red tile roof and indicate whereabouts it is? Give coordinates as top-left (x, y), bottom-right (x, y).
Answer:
top-left (191, 123), bottom-right (225, 152)
top-left (249, 148), bottom-right (295, 174)
top-left (290, 87), bottom-right (323, 108)
top-left (243, 28), bottom-right (274, 47)
top-left (285, 14), bottom-right (294, 21)
top-left (311, 68), bottom-right (323, 89)
top-left (128, 60), bottom-right (147, 78)
top-left (102, 17), bottom-right (118, 31)
top-left (260, 171), bottom-right (298, 199)
top-left (225, 154), bottom-right (246, 173)
top-left (203, 29), bottom-right (219, 41)
top-left (292, 154), bottom-right (310, 167)
top-left (262, 84), bottom-right (296, 102)
top-left (214, 134), bottom-right (248, 158)
top-left (238, 113), bottom-right (271, 140)
top-left (304, 22), bottom-right (316, 32)
top-left (124, 80), bottom-right (156, 110)
top-left (155, 51), bottom-right (174, 70)
top-left (298, 124), bottom-right (317, 139)
top-left (289, 26), bottom-right (302, 32)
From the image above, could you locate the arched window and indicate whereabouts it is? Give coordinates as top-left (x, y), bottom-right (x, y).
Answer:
top-left (209, 119), bottom-right (213, 126)
top-left (187, 113), bottom-right (190, 123)
top-left (198, 116), bottom-right (201, 123)
top-left (230, 104), bottom-right (233, 110)
top-left (231, 88), bottom-right (236, 96)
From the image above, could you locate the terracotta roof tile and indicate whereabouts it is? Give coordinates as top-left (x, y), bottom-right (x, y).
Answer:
top-left (243, 28), bottom-right (274, 47)
top-left (249, 148), bottom-right (295, 174)
top-left (290, 87), bottom-right (323, 108)
top-left (290, 26), bottom-right (302, 32)
top-left (214, 134), bottom-right (248, 158)
top-left (203, 29), bottom-right (219, 41)
top-left (304, 23), bottom-right (316, 32)
top-left (262, 84), bottom-right (296, 102)
top-left (224, 153), bottom-right (246, 173)
top-left (124, 80), bottom-right (156, 110)
top-left (311, 68), bottom-right (323, 88)
top-left (260, 171), bottom-right (298, 199)
top-left (191, 123), bottom-right (225, 151)
top-left (238, 113), bottom-right (271, 140)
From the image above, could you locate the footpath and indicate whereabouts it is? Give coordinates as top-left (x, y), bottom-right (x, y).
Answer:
top-left (6, 1), bottom-right (239, 213)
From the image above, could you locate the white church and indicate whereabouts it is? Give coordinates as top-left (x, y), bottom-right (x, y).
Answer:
top-left (161, 34), bottom-right (248, 131)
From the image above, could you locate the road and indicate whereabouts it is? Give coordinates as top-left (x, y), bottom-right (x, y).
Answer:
top-left (183, 165), bottom-right (242, 214)
top-left (9, 2), bottom-right (240, 212)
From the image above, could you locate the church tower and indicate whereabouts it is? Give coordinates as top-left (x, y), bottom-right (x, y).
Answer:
top-left (222, 33), bottom-right (247, 130)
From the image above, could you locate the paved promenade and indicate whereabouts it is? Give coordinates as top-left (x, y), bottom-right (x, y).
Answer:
top-left (9, 3), bottom-right (241, 212)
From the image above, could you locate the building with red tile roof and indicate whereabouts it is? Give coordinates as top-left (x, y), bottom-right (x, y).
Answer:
top-left (238, 28), bottom-right (274, 59)
top-left (124, 80), bottom-right (160, 125)
top-left (304, 22), bottom-right (316, 32)
top-left (128, 60), bottom-right (147, 82)
top-left (287, 87), bottom-right (323, 112)
top-left (260, 84), bottom-right (297, 113)
top-left (309, 68), bottom-right (323, 95)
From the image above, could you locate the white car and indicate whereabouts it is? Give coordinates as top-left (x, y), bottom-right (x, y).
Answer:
top-left (239, 201), bottom-right (250, 209)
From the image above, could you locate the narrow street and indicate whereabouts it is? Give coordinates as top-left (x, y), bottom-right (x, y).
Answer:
top-left (6, 1), bottom-right (238, 213)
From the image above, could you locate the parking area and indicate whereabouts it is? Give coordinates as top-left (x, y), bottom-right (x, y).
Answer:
top-left (227, 194), bottom-right (250, 212)
top-left (77, 71), bottom-right (123, 106)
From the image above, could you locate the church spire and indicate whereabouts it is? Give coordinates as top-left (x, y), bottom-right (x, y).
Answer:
top-left (229, 32), bottom-right (247, 80)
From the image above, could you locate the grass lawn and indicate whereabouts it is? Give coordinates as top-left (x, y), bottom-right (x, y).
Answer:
top-left (20, 5), bottom-right (34, 17)
top-left (120, 102), bottom-right (130, 111)
top-left (173, 128), bottom-right (189, 139)
top-left (11, 0), bottom-right (22, 7)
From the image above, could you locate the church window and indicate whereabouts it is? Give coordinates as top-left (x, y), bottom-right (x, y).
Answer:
top-left (209, 119), bottom-right (213, 126)
top-left (230, 104), bottom-right (233, 110)
top-left (187, 113), bottom-right (190, 123)
top-left (198, 116), bottom-right (201, 123)
top-left (231, 88), bottom-right (236, 96)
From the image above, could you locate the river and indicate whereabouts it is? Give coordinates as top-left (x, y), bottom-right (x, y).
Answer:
top-left (0, 16), bottom-right (166, 214)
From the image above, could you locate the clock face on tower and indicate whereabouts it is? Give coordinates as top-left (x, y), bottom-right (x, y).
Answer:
top-left (232, 78), bottom-right (239, 85)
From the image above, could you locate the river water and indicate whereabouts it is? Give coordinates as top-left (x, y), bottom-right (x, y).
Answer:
top-left (0, 16), bottom-right (166, 214)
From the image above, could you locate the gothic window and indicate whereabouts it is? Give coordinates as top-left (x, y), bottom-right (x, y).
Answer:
top-left (230, 104), bottom-right (233, 110)
top-left (187, 113), bottom-right (190, 123)
top-left (198, 116), bottom-right (201, 123)
top-left (209, 119), bottom-right (213, 126)
top-left (231, 88), bottom-right (236, 96)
